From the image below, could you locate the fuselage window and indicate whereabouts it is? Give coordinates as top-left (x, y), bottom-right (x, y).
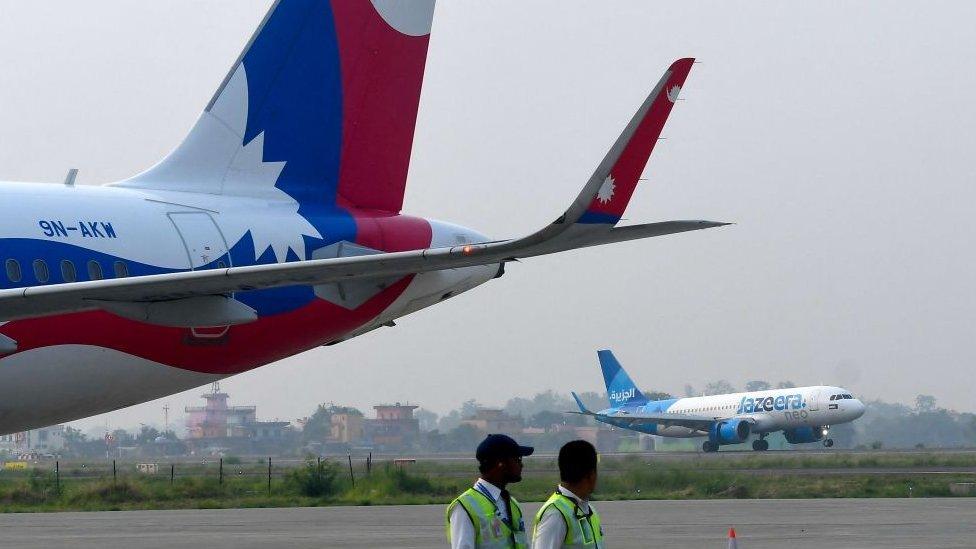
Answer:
top-left (33, 259), bottom-right (50, 283)
top-left (113, 261), bottom-right (129, 278)
top-left (61, 260), bottom-right (77, 283)
top-left (88, 260), bottom-right (103, 281)
top-left (5, 259), bottom-right (22, 283)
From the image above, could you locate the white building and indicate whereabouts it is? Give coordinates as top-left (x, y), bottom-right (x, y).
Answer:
top-left (28, 425), bottom-right (65, 453)
top-left (0, 432), bottom-right (20, 454)
top-left (0, 425), bottom-right (65, 456)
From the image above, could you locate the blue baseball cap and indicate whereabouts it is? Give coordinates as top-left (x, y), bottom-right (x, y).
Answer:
top-left (476, 434), bottom-right (534, 462)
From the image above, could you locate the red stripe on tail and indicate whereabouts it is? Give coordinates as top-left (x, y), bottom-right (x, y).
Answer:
top-left (332, 1), bottom-right (433, 213)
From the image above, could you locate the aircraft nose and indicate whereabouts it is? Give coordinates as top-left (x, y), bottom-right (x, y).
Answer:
top-left (852, 399), bottom-right (866, 419)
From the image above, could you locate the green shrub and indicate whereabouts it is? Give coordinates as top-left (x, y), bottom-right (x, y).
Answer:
top-left (390, 468), bottom-right (435, 495)
top-left (28, 469), bottom-right (58, 495)
top-left (176, 477), bottom-right (223, 499)
top-left (287, 458), bottom-right (339, 498)
top-left (68, 480), bottom-right (145, 505)
top-left (0, 469), bottom-right (59, 505)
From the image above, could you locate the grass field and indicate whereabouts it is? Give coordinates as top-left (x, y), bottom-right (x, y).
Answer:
top-left (0, 452), bottom-right (973, 512)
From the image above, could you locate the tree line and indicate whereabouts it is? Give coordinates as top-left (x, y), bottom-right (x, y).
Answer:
top-left (42, 383), bottom-right (976, 458)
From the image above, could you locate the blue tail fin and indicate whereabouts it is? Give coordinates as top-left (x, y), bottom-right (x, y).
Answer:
top-left (598, 349), bottom-right (648, 407)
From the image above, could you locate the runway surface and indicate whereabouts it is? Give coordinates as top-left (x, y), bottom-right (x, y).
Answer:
top-left (1, 498), bottom-right (974, 548)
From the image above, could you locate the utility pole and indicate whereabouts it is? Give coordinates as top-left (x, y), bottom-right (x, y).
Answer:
top-left (163, 405), bottom-right (170, 432)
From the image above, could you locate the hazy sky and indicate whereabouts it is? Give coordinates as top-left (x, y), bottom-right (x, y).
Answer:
top-left (1, 1), bottom-right (974, 433)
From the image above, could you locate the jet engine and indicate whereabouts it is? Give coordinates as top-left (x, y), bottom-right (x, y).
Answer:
top-left (783, 426), bottom-right (824, 444)
top-left (710, 419), bottom-right (752, 445)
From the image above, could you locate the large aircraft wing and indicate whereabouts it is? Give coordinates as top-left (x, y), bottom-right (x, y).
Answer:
top-left (0, 219), bottom-right (722, 323)
top-left (570, 392), bottom-right (719, 430)
top-left (573, 408), bottom-right (719, 431)
top-left (0, 59), bottom-right (727, 324)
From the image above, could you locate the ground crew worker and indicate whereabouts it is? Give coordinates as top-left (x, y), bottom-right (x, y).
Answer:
top-left (446, 434), bottom-right (534, 548)
top-left (533, 440), bottom-right (604, 548)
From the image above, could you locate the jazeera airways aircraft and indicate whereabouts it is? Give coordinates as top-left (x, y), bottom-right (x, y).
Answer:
top-left (0, 1), bottom-right (726, 434)
top-left (572, 351), bottom-right (865, 452)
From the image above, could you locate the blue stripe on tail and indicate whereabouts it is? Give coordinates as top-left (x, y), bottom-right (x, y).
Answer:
top-left (240, 0), bottom-right (346, 229)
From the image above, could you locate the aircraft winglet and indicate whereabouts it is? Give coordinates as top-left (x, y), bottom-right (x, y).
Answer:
top-left (571, 391), bottom-right (591, 413)
top-left (567, 58), bottom-right (696, 227)
top-left (480, 58), bottom-right (724, 260)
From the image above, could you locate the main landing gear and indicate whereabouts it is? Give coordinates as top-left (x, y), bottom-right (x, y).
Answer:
top-left (752, 435), bottom-right (769, 452)
top-left (702, 441), bottom-right (719, 453)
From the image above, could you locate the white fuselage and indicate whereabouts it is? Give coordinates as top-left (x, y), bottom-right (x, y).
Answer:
top-left (0, 181), bottom-right (497, 433)
top-left (597, 385), bottom-right (865, 438)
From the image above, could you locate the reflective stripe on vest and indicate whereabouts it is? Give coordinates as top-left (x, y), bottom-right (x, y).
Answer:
top-left (533, 492), bottom-right (604, 548)
top-left (445, 488), bottom-right (528, 549)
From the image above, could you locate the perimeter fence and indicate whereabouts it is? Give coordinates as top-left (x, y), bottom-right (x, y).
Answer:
top-left (0, 453), bottom-right (386, 497)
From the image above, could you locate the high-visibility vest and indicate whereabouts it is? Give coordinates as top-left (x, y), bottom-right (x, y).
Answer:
top-left (445, 487), bottom-right (528, 549)
top-left (533, 491), bottom-right (604, 548)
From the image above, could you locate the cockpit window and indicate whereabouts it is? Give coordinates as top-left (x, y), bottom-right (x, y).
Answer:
top-left (844, 394), bottom-right (853, 399)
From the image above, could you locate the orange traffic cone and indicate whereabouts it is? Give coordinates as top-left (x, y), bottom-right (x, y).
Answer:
top-left (727, 527), bottom-right (738, 549)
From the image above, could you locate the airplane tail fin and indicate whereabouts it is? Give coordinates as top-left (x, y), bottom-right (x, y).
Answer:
top-left (598, 349), bottom-right (648, 407)
top-left (118, 0), bottom-right (435, 213)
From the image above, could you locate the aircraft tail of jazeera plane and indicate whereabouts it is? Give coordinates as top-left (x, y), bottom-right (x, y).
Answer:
top-left (598, 349), bottom-right (649, 407)
top-left (116, 0), bottom-right (436, 213)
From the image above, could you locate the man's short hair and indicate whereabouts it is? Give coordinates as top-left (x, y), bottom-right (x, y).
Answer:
top-left (478, 459), bottom-right (494, 475)
top-left (558, 440), bottom-right (598, 483)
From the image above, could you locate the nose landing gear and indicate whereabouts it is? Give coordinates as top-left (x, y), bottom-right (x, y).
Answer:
top-left (702, 441), bottom-right (719, 453)
top-left (822, 426), bottom-right (834, 448)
